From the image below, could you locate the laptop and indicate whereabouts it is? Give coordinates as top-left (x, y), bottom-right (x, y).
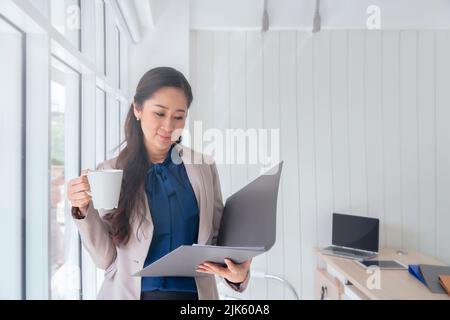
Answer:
top-left (320, 213), bottom-right (379, 260)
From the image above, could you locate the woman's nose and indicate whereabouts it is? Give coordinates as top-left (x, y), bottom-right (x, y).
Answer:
top-left (161, 117), bottom-right (175, 132)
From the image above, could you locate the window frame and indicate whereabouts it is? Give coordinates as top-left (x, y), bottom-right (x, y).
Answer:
top-left (0, 0), bottom-right (132, 299)
top-left (49, 55), bottom-right (83, 299)
top-left (0, 13), bottom-right (27, 300)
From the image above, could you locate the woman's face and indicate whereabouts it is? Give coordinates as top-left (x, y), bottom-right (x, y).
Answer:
top-left (134, 86), bottom-right (188, 153)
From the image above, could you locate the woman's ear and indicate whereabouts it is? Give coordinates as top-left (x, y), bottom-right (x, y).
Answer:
top-left (133, 102), bottom-right (141, 119)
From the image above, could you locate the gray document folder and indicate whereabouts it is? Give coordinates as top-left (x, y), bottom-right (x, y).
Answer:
top-left (419, 264), bottom-right (450, 294)
top-left (133, 161), bottom-right (283, 278)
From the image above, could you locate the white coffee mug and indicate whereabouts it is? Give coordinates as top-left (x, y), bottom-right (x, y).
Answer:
top-left (86, 169), bottom-right (123, 210)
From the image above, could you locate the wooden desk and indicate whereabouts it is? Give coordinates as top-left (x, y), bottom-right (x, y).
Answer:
top-left (315, 248), bottom-right (450, 300)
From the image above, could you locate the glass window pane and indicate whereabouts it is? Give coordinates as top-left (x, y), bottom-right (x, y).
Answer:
top-left (117, 100), bottom-right (121, 146)
top-left (116, 26), bottom-right (120, 89)
top-left (50, 58), bottom-right (81, 299)
top-left (95, 87), bottom-right (106, 165)
top-left (0, 17), bottom-right (24, 300)
top-left (29, 0), bottom-right (50, 19)
top-left (120, 102), bottom-right (128, 147)
top-left (94, 87), bottom-right (106, 293)
top-left (95, 0), bottom-right (106, 75)
top-left (105, 97), bottom-right (120, 159)
top-left (119, 31), bottom-right (127, 93)
top-left (51, 0), bottom-right (81, 50)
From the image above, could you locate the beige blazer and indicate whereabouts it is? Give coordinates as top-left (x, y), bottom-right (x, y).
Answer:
top-left (73, 144), bottom-right (250, 300)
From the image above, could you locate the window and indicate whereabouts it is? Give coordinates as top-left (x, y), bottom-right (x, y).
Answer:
top-left (94, 87), bottom-right (106, 292)
top-left (51, 0), bottom-right (81, 50)
top-left (95, 87), bottom-right (106, 166)
top-left (120, 101), bottom-right (129, 147)
top-left (117, 100), bottom-right (122, 147)
top-left (0, 16), bottom-right (25, 300)
top-left (105, 97), bottom-right (120, 159)
top-left (50, 57), bottom-right (81, 299)
top-left (2, 0), bottom-right (132, 300)
top-left (118, 26), bottom-right (128, 93)
top-left (95, 0), bottom-right (106, 75)
top-left (116, 26), bottom-right (121, 89)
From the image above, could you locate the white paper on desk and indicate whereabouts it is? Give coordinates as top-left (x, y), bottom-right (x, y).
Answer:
top-left (132, 244), bottom-right (265, 278)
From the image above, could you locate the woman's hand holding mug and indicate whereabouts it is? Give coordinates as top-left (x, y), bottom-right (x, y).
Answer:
top-left (67, 169), bottom-right (92, 216)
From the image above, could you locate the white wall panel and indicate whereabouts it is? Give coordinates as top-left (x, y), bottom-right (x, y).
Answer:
top-left (190, 29), bottom-right (450, 299)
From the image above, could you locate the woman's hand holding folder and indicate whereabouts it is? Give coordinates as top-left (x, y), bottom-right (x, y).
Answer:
top-left (196, 258), bottom-right (252, 284)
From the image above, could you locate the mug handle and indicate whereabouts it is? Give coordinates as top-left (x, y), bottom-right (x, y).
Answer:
top-left (81, 169), bottom-right (91, 197)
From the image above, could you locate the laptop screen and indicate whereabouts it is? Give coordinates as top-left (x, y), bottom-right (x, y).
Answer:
top-left (332, 213), bottom-right (379, 253)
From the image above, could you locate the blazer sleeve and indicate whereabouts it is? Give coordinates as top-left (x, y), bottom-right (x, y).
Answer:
top-left (209, 161), bottom-right (251, 293)
top-left (72, 162), bottom-right (117, 270)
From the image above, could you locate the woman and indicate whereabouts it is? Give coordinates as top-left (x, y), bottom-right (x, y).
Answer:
top-left (67, 67), bottom-right (252, 300)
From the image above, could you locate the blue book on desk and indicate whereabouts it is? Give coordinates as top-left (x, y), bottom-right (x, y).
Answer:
top-left (408, 265), bottom-right (426, 285)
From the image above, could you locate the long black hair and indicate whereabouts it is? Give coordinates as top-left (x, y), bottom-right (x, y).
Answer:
top-left (106, 67), bottom-right (193, 246)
